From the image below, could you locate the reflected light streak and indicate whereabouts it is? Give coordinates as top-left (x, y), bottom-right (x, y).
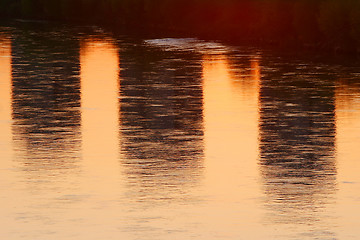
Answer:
top-left (0, 35), bottom-right (12, 164)
top-left (251, 59), bottom-right (261, 84)
top-left (201, 53), bottom-right (262, 236)
top-left (80, 36), bottom-right (120, 194)
top-left (335, 80), bottom-right (360, 180)
top-left (0, 34), bottom-right (15, 230)
top-left (335, 80), bottom-right (360, 238)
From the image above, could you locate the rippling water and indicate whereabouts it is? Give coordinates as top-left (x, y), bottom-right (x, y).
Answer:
top-left (1, 22), bottom-right (360, 239)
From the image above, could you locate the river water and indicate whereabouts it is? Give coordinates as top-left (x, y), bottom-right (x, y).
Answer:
top-left (0, 22), bottom-right (360, 240)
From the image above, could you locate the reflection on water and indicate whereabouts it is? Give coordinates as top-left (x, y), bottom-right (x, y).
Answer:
top-left (1, 22), bottom-right (360, 240)
top-left (8, 25), bottom-right (82, 238)
top-left (0, 30), bottom-right (12, 162)
top-left (259, 60), bottom-right (337, 238)
top-left (117, 41), bottom-right (205, 239)
top-left (80, 35), bottom-right (120, 194)
top-left (335, 74), bottom-right (360, 239)
top-left (11, 26), bottom-right (81, 174)
top-left (0, 30), bottom-right (14, 234)
top-left (201, 52), bottom-right (263, 238)
top-left (119, 42), bottom-right (204, 198)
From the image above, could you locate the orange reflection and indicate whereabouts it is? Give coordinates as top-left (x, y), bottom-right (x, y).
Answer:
top-left (0, 35), bottom-right (12, 167)
top-left (0, 34), bottom-right (13, 208)
top-left (80, 36), bottom-right (120, 191)
top-left (335, 79), bottom-right (360, 237)
top-left (228, 56), bottom-right (261, 98)
top-left (201, 54), bottom-right (262, 232)
top-left (251, 59), bottom-right (261, 83)
top-left (336, 79), bottom-right (360, 180)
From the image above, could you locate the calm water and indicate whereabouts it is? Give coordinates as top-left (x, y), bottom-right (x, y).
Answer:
top-left (1, 22), bottom-right (360, 240)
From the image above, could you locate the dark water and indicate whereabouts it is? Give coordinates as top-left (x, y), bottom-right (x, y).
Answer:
top-left (0, 22), bottom-right (360, 239)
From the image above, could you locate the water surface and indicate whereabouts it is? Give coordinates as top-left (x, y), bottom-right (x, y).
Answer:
top-left (0, 22), bottom-right (360, 239)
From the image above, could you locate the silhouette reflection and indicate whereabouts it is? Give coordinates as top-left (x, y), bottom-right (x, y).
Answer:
top-left (118, 41), bottom-right (204, 201)
top-left (11, 25), bottom-right (81, 175)
top-left (259, 59), bottom-right (337, 235)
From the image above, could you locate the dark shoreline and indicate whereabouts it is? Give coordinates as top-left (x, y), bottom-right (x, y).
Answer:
top-left (1, 17), bottom-right (360, 64)
top-left (1, 0), bottom-right (360, 58)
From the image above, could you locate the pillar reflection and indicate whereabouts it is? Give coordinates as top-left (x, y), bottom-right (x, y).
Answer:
top-left (118, 42), bottom-right (204, 202)
top-left (259, 59), bottom-right (337, 237)
top-left (11, 26), bottom-right (82, 178)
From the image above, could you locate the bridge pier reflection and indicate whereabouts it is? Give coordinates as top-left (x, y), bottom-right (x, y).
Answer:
top-left (118, 42), bottom-right (204, 198)
top-left (11, 25), bottom-right (82, 177)
top-left (259, 59), bottom-right (337, 238)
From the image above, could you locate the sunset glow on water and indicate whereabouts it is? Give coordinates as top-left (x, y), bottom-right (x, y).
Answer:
top-left (0, 24), bottom-right (360, 239)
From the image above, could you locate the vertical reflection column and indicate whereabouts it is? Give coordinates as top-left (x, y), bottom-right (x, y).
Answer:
top-left (119, 45), bottom-right (204, 195)
top-left (118, 44), bottom-right (204, 238)
top-left (258, 61), bottom-right (337, 238)
top-left (80, 36), bottom-right (120, 193)
top-left (0, 32), bottom-right (15, 230)
top-left (202, 54), bottom-right (260, 182)
top-left (11, 28), bottom-right (82, 176)
top-left (0, 33), bottom-right (12, 167)
top-left (335, 78), bottom-right (360, 238)
top-left (202, 53), bottom-right (261, 233)
top-left (9, 26), bottom-right (82, 237)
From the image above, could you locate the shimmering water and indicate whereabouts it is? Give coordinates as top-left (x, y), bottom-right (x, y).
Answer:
top-left (1, 22), bottom-right (360, 240)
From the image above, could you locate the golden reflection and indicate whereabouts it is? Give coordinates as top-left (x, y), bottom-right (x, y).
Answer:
top-left (228, 56), bottom-right (261, 98)
top-left (335, 79), bottom-right (360, 237)
top-left (0, 35), bottom-right (14, 227)
top-left (251, 59), bottom-right (261, 83)
top-left (0, 35), bottom-right (12, 164)
top-left (335, 79), bottom-right (360, 173)
top-left (201, 54), bottom-right (262, 233)
top-left (80, 36), bottom-right (120, 192)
